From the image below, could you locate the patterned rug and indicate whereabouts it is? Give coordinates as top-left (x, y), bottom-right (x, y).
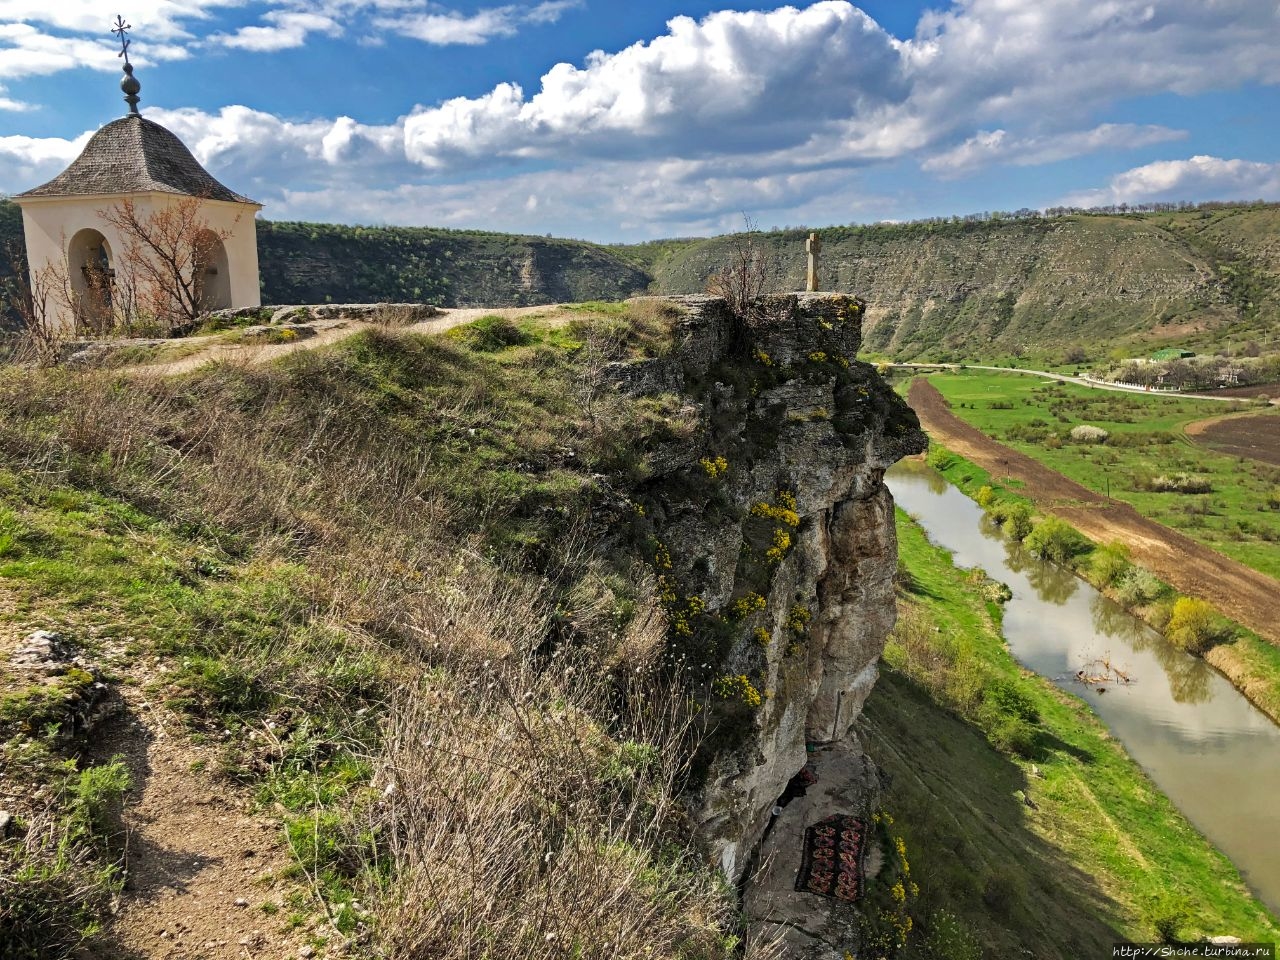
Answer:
top-left (794, 814), bottom-right (866, 902)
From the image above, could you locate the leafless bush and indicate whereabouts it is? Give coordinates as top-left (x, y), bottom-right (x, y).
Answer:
top-left (2, 240), bottom-right (70, 367)
top-left (705, 216), bottom-right (776, 328)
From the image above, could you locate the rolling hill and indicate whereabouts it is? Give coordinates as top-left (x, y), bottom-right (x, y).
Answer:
top-left (2, 199), bottom-right (1276, 360)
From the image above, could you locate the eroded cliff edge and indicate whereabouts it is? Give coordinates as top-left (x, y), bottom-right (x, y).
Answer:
top-left (611, 293), bottom-right (925, 955)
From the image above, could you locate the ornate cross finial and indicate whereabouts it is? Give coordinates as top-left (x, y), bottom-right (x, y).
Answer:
top-left (113, 15), bottom-right (132, 63)
top-left (113, 15), bottom-right (142, 115)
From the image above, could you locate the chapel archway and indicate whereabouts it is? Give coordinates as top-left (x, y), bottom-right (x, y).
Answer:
top-left (196, 230), bottom-right (232, 311)
top-left (67, 228), bottom-right (114, 332)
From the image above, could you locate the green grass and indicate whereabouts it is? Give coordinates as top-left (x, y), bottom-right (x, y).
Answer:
top-left (859, 512), bottom-right (1280, 956)
top-left (0, 299), bottom-right (741, 956)
top-left (920, 438), bottom-right (1280, 723)
top-left (927, 370), bottom-right (1280, 579)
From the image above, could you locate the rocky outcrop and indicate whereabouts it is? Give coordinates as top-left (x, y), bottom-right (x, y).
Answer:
top-left (613, 294), bottom-right (924, 957)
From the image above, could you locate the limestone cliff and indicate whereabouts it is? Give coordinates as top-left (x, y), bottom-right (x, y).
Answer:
top-left (612, 294), bottom-right (925, 956)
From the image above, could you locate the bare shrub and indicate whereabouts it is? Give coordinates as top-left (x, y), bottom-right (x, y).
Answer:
top-left (1, 239), bottom-right (71, 367)
top-left (705, 216), bottom-right (775, 328)
top-left (1150, 473), bottom-right (1213, 494)
top-left (99, 195), bottom-right (236, 333)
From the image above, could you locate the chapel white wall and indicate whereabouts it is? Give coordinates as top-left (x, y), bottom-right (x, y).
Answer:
top-left (16, 191), bottom-right (261, 331)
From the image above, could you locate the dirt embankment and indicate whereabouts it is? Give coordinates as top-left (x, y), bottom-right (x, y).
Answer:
top-left (907, 378), bottom-right (1280, 647)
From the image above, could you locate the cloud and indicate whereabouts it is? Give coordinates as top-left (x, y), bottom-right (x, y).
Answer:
top-left (0, 1), bottom-right (583, 85)
top-left (211, 11), bottom-right (342, 52)
top-left (923, 124), bottom-right (1188, 178)
top-left (402, 2), bottom-right (906, 170)
top-left (3, 1), bottom-right (1279, 238)
top-left (375, 1), bottom-right (580, 46)
top-left (393, 0), bottom-right (1280, 178)
top-left (0, 129), bottom-right (92, 191)
top-left (274, 158), bottom-right (891, 239)
top-left (0, 83), bottom-right (30, 110)
top-left (1062, 156), bottom-right (1280, 208)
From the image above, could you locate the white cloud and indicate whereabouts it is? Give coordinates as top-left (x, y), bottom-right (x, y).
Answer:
top-left (3, 1), bottom-right (1279, 238)
top-left (923, 124), bottom-right (1188, 177)
top-left (392, 0), bottom-right (1280, 178)
top-left (1062, 156), bottom-right (1280, 209)
top-left (0, 130), bottom-right (92, 192)
top-left (375, 1), bottom-right (580, 46)
top-left (0, 82), bottom-right (30, 110)
top-left (212, 11), bottom-right (342, 52)
top-left (402, 2), bottom-right (906, 170)
top-left (274, 158), bottom-right (891, 239)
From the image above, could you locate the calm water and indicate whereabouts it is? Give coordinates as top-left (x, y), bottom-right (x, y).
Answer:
top-left (887, 459), bottom-right (1280, 914)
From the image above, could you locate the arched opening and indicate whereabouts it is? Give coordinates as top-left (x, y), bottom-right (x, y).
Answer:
top-left (66, 228), bottom-right (114, 333)
top-left (195, 230), bottom-right (232, 311)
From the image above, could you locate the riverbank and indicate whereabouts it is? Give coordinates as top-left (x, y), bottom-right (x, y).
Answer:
top-left (915, 438), bottom-right (1280, 726)
top-left (856, 510), bottom-right (1280, 952)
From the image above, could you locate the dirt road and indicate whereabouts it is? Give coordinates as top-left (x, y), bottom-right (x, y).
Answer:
top-left (908, 378), bottom-right (1280, 646)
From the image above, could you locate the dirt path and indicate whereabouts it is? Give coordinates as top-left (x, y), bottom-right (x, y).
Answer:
top-left (891, 363), bottom-right (1247, 402)
top-left (129, 306), bottom-right (556, 378)
top-left (908, 378), bottom-right (1280, 646)
top-left (96, 681), bottom-right (309, 960)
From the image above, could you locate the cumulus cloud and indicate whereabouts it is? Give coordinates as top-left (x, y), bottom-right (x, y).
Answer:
top-left (393, 0), bottom-right (1280, 177)
top-left (1062, 156), bottom-right (1280, 208)
top-left (3, 1), bottom-right (1279, 237)
top-left (0, 130), bottom-right (92, 191)
top-left (923, 124), bottom-right (1188, 177)
top-left (403, 2), bottom-right (906, 169)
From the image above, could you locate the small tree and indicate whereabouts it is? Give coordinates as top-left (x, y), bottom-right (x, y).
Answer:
top-left (99, 195), bottom-right (234, 333)
top-left (1, 239), bottom-right (72, 366)
top-left (705, 214), bottom-right (775, 328)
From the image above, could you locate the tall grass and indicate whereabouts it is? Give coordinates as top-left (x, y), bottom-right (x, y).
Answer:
top-left (0, 310), bottom-right (759, 956)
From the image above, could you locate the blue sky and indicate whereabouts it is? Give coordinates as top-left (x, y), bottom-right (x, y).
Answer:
top-left (1, 0), bottom-right (1277, 241)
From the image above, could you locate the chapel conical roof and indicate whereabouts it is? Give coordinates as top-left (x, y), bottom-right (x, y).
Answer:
top-left (17, 113), bottom-right (257, 205)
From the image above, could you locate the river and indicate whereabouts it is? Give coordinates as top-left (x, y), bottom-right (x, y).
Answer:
top-left (886, 458), bottom-right (1280, 914)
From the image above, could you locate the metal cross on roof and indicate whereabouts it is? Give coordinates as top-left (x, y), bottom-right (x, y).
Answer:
top-left (112, 15), bottom-right (142, 115)
top-left (112, 15), bottom-right (132, 65)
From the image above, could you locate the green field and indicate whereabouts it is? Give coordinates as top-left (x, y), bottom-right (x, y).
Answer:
top-left (858, 512), bottom-right (1280, 956)
top-left (924, 370), bottom-right (1280, 579)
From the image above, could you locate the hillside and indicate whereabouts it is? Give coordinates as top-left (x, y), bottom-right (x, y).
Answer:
top-left (0, 202), bottom-right (651, 317)
top-left (3, 200), bottom-right (1277, 360)
top-left (646, 205), bottom-right (1280, 361)
top-left (256, 220), bottom-right (651, 307)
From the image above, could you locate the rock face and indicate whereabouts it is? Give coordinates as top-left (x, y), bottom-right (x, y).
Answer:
top-left (614, 294), bottom-right (925, 957)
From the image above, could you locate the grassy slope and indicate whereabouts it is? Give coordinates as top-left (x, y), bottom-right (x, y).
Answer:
top-left (925, 370), bottom-right (1280, 579)
top-left (0, 304), bottom-right (751, 959)
top-left (859, 513), bottom-right (1280, 956)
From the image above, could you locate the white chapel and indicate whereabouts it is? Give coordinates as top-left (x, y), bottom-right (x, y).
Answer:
top-left (13, 21), bottom-right (262, 331)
